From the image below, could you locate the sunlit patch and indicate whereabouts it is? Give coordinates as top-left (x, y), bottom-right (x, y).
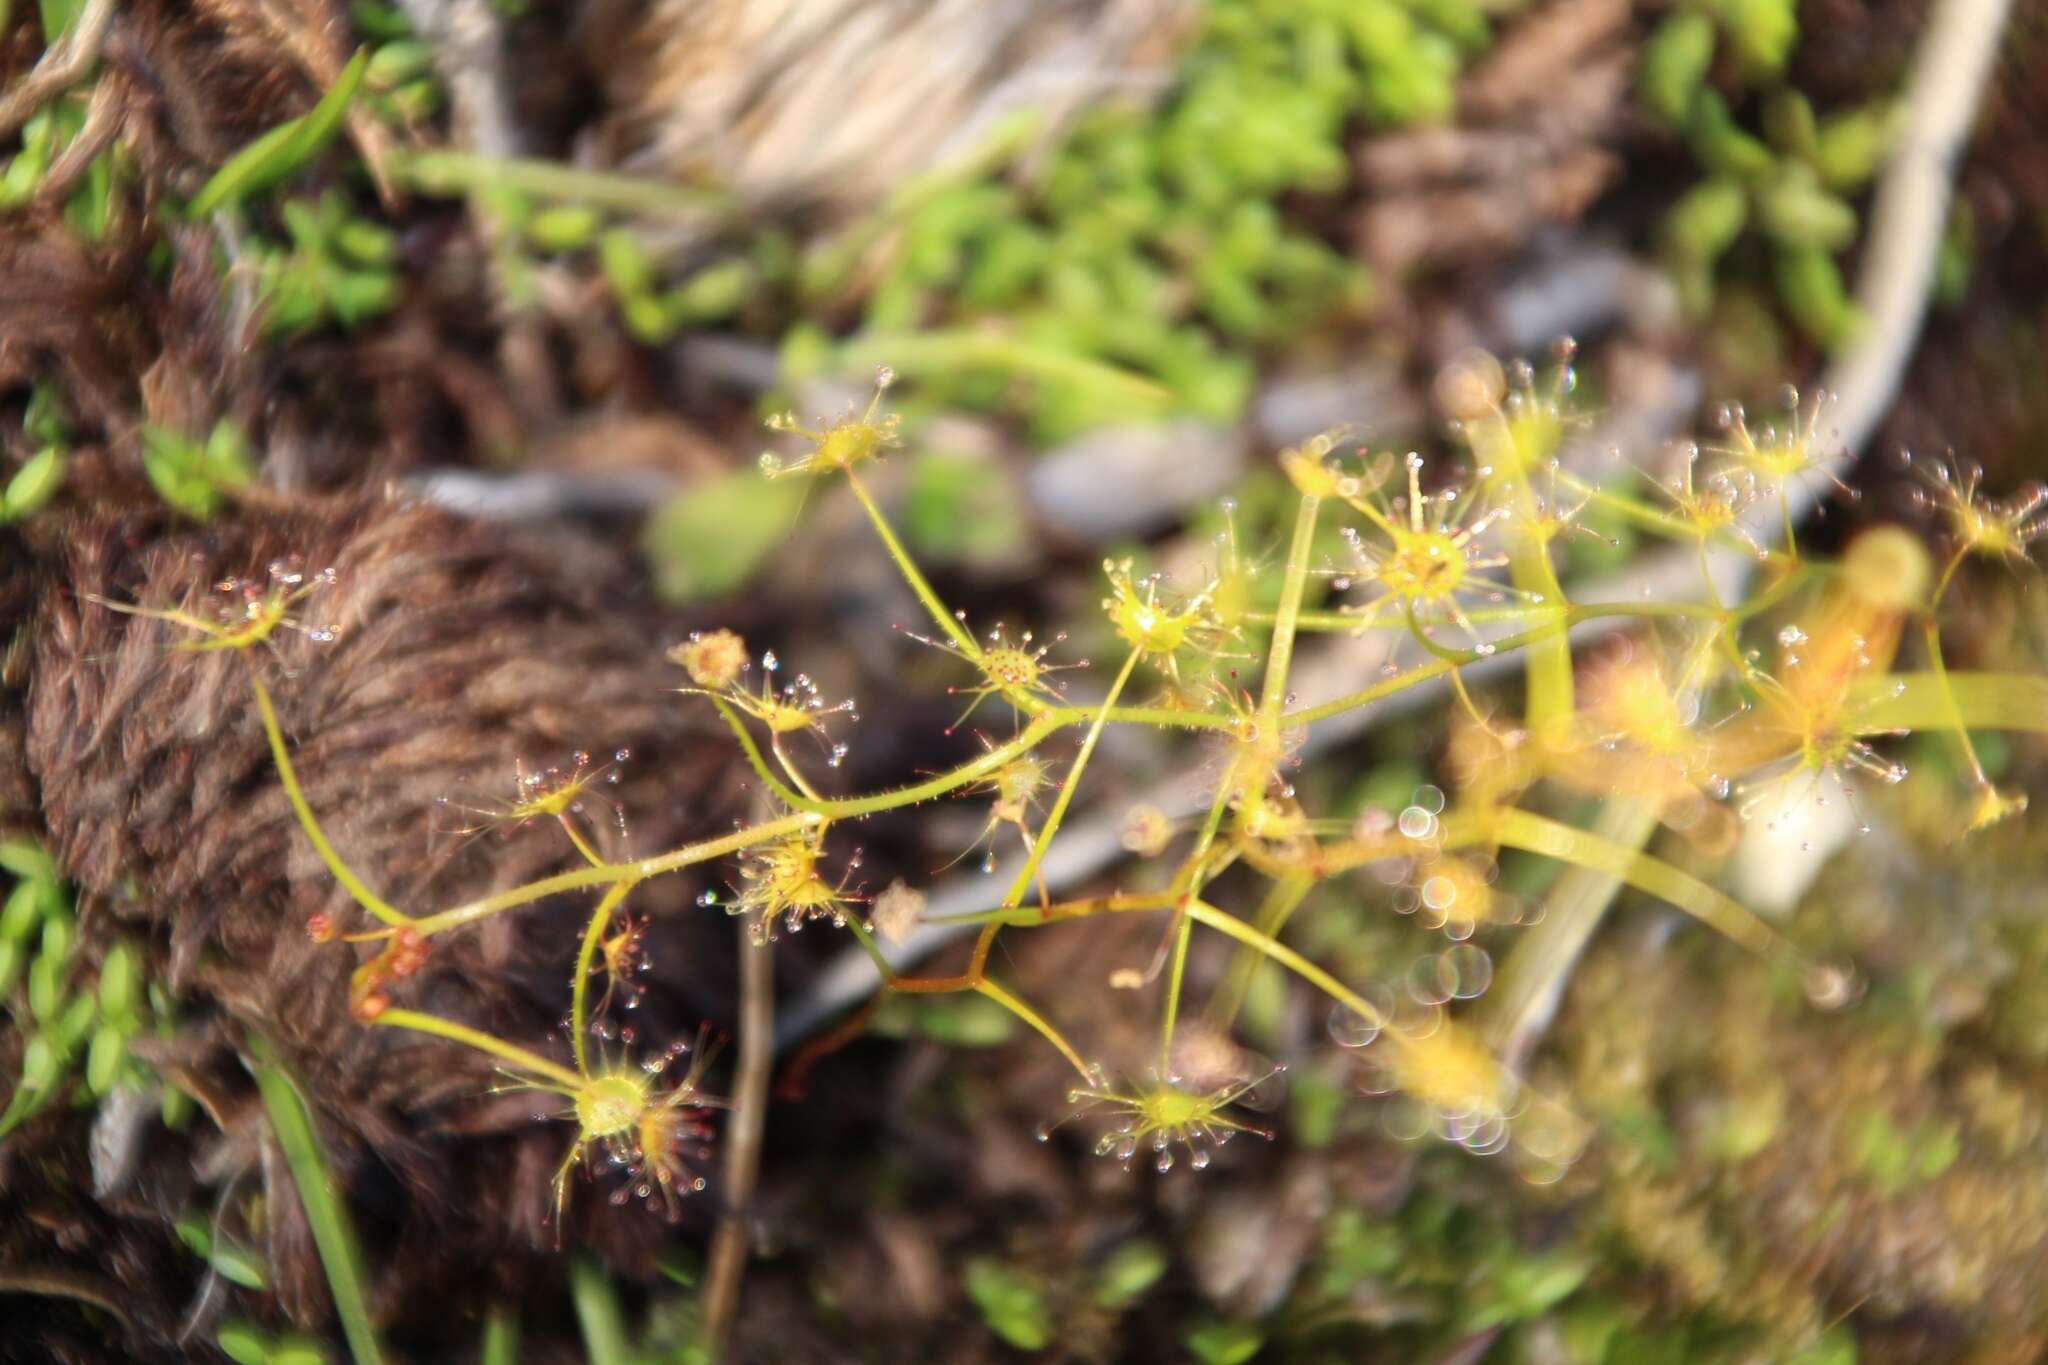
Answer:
top-left (1344, 1008), bottom-right (1588, 1180)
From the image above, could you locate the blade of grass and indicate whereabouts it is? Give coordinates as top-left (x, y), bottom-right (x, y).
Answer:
top-left (248, 1034), bottom-right (386, 1365)
top-left (480, 1307), bottom-right (519, 1365)
top-left (570, 1256), bottom-right (634, 1365)
top-left (189, 48), bottom-right (369, 216)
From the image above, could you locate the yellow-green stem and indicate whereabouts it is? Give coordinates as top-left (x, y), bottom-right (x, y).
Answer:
top-left (1158, 915), bottom-right (1193, 1075)
top-left (770, 735), bottom-right (824, 802)
top-left (929, 892), bottom-right (1179, 928)
top-left (1154, 772), bottom-right (1243, 1063)
top-left (1184, 901), bottom-right (1388, 1033)
top-left (372, 1007), bottom-right (584, 1091)
top-left (999, 648), bottom-right (1144, 910)
top-left (251, 673), bottom-right (413, 930)
top-left (559, 817), bottom-right (605, 870)
top-left (569, 881), bottom-right (640, 1076)
top-left (1510, 547), bottom-right (1573, 728)
top-left (394, 148), bottom-right (732, 218)
top-left (1921, 619), bottom-right (1991, 786)
top-left (1481, 797), bottom-right (1661, 1064)
top-left (1280, 573), bottom-right (1819, 726)
top-left (1260, 494), bottom-right (1321, 728)
top-left (1853, 672), bottom-right (2048, 735)
top-left (1496, 809), bottom-right (1789, 960)
top-left (976, 978), bottom-right (1093, 1082)
top-left (1205, 875), bottom-right (1312, 1031)
top-left (412, 812), bottom-right (813, 938)
top-left (847, 471), bottom-right (983, 663)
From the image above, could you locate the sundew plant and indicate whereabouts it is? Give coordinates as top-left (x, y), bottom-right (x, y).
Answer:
top-left (95, 349), bottom-right (2048, 1216)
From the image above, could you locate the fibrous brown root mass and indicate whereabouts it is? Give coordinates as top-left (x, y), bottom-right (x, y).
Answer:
top-left (1, 495), bottom-right (747, 1358)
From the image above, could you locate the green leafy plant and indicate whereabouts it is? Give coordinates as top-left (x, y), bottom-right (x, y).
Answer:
top-left (3, 382), bottom-right (71, 523)
top-left (964, 1257), bottom-right (1054, 1351)
top-left (0, 839), bottom-right (168, 1136)
top-left (0, 94), bottom-right (123, 238)
top-left (803, 0), bottom-right (1513, 441)
top-left (139, 418), bottom-right (254, 519)
top-left (384, 0), bottom-right (1508, 440)
top-left (83, 353), bottom-right (2048, 1353)
top-left (217, 1319), bottom-right (331, 1365)
top-left (1641, 2), bottom-right (1900, 347)
top-left (245, 191), bottom-right (401, 339)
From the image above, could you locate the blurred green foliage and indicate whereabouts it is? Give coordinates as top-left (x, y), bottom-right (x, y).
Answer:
top-left (964, 1256), bottom-right (1054, 1351)
top-left (247, 191), bottom-right (401, 338)
top-left (809, 0), bottom-right (1514, 442)
top-left (176, 1212), bottom-right (271, 1292)
top-left (640, 468), bottom-right (805, 602)
top-left (0, 96), bottom-right (123, 240)
top-left (1094, 1239), bottom-right (1171, 1310)
top-left (1185, 1318), bottom-right (1265, 1364)
top-left (1641, 0), bottom-right (1899, 349)
top-left (217, 1320), bottom-right (330, 1365)
top-left (0, 838), bottom-right (173, 1137)
top-left (3, 382), bottom-right (70, 524)
top-left (616, 0), bottom-right (1508, 442)
top-left (900, 450), bottom-right (1031, 570)
top-left (140, 418), bottom-right (253, 519)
